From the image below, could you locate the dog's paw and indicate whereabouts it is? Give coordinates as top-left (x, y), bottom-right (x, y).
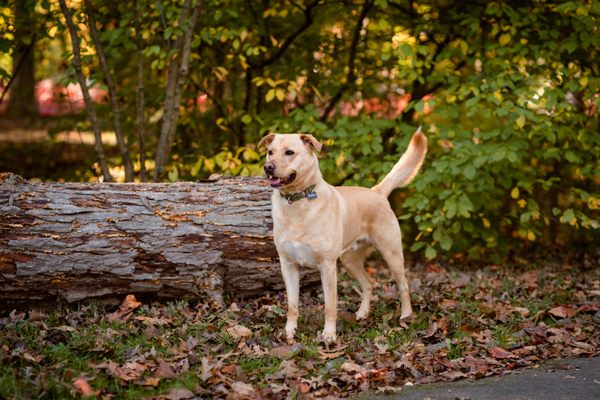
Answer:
top-left (285, 323), bottom-right (297, 342)
top-left (399, 312), bottom-right (415, 324)
top-left (319, 330), bottom-right (337, 345)
top-left (355, 307), bottom-right (370, 321)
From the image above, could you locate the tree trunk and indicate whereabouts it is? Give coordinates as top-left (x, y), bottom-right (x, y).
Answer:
top-left (84, 0), bottom-right (135, 182)
top-left (5, 0), bottom-right (38, 119)
top-left (0, 173), bottom-right (319, 309)
top-left (58, 0), bottom-right (113, 182)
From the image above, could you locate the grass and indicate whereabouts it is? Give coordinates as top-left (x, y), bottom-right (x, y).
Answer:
top-left (0, 263), bottom-right (597, 398)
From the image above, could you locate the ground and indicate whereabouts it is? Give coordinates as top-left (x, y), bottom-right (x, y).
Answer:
top-left (0, 256), bottom-right (598, 399)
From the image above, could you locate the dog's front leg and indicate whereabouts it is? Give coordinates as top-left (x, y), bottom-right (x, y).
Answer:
top-left (281, 260), bottom-right (300, 342)
top-left (320, 260), bottom-right (338, 344)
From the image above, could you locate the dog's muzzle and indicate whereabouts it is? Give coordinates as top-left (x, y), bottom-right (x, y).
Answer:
top-left (264, 163), bottom-right (297, 187)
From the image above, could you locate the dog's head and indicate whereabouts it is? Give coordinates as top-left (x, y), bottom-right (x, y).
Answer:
top-left (258, 133), bottom-right (322, 190)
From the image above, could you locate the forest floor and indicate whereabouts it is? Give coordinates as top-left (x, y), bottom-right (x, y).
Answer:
top-left (1, 255), bottom-right (599, 399)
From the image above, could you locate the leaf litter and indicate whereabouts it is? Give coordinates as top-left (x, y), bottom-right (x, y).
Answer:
top-left (0, 260), bottom-right (598, 398)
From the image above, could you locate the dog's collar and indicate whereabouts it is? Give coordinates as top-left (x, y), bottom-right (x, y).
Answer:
top-left (280, 184), bottom-right (318, 204)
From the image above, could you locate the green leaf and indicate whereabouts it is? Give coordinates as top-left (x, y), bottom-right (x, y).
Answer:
top-left (464, 164), bottom-right (476, 180)
top-left (265, 89), bottom-right (275, 102)
top-left (425, 246), bottom-right (437, 260)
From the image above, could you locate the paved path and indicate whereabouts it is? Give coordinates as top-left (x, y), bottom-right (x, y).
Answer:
top-left (366, 357), bottom-right (600, 400)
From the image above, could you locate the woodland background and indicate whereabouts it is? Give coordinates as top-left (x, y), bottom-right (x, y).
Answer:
top-left (1, 0), bottom-right (598, 260)
top-left (1, 1), bottom-right (599, 398)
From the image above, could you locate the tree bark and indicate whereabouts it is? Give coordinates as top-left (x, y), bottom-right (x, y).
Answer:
top-left (0, 173), bottom-right (319, 309)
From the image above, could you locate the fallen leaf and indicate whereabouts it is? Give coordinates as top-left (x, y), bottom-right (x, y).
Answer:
top-left (424, 321), bottom-right (438, 338)
top-left (28, 309), bottom-right (47, 321)
top-left (491, 346), bottom-right (518, 359)
top-left (200, 357), bottom-right (214, 382)
top-left (142, 376), bottom-right (161, 387)
top-left (511, 306), bottom-right (531, 318)
top-left (548, 306), bottom-right (576, 319)
top-left (21, 352), bottom-right (44, 363)
top-left (341, 361), bottom-right (366, 374)
top-left (107, 294), bottom-right (142, 322)
top-left (280, 359), bottom-right (300, 378)
top-left (231, 381), bottom-right (255, 398)
top-left (441, 370), bottom-right (468, 381)
top-left (51, 325), bottom-right (76, 332)
top-left (154, 358), bottom-right (177, 379)
top-left (227, 325), bottom-right (252, 340)
top-left (440, 299), bottom-right (460, 310)
top-left (520, 271), bottom-right (539, 288)
top-left (92, 360), bottom-right (146, 382)
top-left (269, 344), bottom-right (299, 359)
top-left (73, 376), bottom-right (98, 397)
top-left (161, 387), bottom-right (195, 400)
top-left (9, 309), bottom-right (25, 322)
top-left (318, 348), bottom-right (345, 360)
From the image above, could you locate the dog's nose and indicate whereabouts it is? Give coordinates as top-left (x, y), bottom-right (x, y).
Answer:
top-left (264, 162), bottom-right (275, 175)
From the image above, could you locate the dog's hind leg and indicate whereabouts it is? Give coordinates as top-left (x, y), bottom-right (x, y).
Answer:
top-left (369, 222), bottom-right (413, 320)
top-left (341, 245), bottom-right (373, 320)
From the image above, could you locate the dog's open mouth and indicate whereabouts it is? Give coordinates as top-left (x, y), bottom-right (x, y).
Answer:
top-left (267, 173), bottom-right (296, 188)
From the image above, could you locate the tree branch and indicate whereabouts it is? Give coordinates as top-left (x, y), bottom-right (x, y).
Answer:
top-left (248, 0), bottom-right (321, 69)
top-left (133, 0), bottom-right (147, 182)
top-left (321, 0), bottom-right (374, 121)
top-left (154, 0), bottom-right (201, 181)
top-left (84, 0), bottom-right (134, 182)
top-left (58, 0), bottom-right (113, 182)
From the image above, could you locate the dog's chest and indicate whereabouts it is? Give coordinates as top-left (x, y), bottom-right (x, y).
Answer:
top-left (278, 241), bottom-right (320, 268)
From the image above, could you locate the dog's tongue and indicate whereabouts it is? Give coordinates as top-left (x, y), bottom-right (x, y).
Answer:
top-left (269, 177), bottom-right (284, 187)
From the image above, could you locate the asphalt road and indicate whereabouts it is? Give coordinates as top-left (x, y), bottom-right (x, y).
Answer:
top-left (365, 357), bottom-right (600, 400)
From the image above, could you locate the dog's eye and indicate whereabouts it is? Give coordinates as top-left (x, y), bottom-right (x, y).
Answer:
top-left (268, 150), bottom-right (273, 156)
top-left (285, 150), bottom-right (295, 156)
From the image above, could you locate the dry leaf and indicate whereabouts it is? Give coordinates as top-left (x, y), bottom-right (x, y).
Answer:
top-left (231, 381), bottom-right (255, 398)
top-left (227, 325), bottom-right (252, 340)
top-left (548, 306), bottom-right (576, 319)
top-left (511, 306), bottom-right (531, 318)
top-left (73, 376), bottom-right (98, 397)
top-left (142, 377), bottom-right (161, 387)
top-left (490, 346), bottom-right (518, 359)
top-left (107, 294), bottom-right (143, 322)
top-left (28, 309), bottom-right (47, 321)
top-left (161, 387), bottom-right (195, 400)
top-left (318, 348), bottom-right (345, 359)
top-left (154, 358), bottom-right (177, 379)
top-left (341, 361), bottom-right (366, 374)
top-left (440, 299), bottom-right (460, 310)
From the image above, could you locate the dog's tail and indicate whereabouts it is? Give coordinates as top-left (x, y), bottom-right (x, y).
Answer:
top-left (371, 127), bottom-right (427, 197)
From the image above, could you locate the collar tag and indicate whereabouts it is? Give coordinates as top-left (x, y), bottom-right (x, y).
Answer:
top-left (306, 191), bottom-right (318, 200)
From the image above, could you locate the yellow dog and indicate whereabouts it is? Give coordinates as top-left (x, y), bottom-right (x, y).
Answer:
top-left (259, 128), bottom-right (427, 343)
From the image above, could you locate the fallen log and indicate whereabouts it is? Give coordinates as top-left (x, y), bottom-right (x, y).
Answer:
top-left (0, 173), bottom-right (319, 308)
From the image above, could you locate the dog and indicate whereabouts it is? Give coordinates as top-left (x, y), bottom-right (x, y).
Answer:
top-left (259, 128), bottom-right (427, 343)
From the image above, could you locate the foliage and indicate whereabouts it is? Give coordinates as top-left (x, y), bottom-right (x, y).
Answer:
top-left (1, 0), bottom-right (598, 258)
top-left (0, 261), bottom-right (598, 398)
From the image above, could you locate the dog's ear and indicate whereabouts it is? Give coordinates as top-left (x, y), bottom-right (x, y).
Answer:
top-left (300, 134), bottom-right (322, 153)
top-left (258, 133), bottom-right (275, 149)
